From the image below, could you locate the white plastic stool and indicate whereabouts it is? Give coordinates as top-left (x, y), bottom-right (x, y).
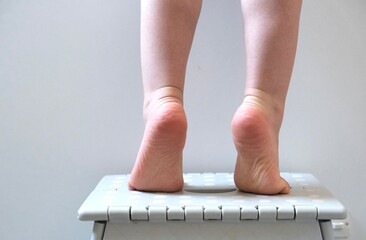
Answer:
top-left (78, 173), bottom-right (348, 240)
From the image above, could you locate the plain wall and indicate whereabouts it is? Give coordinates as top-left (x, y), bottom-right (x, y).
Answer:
top-left (1, 0), bottom-right (365, 239)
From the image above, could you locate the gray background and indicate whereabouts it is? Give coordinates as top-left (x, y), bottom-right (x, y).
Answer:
top-left (1, 0), bottom-right (365, 239)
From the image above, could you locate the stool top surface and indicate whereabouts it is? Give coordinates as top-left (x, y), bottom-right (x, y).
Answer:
top-left (78, 173), bottom-right (346, 222)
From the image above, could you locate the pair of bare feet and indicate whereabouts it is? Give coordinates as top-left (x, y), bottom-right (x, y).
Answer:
top-left (128, 89), bottom-right (290, 195)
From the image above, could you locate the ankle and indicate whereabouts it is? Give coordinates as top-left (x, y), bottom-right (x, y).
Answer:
top-left (243, 88), bottom-right (285, 131)
top-left (143, 89), bottom-right (187, 151)
top-left (143, 86), bottom-right (184, 120)
top-left (147, 102), bottom-right (187, 139)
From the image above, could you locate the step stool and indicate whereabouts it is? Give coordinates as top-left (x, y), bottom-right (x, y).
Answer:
top-left (78, 173), bottom-right (349, 240)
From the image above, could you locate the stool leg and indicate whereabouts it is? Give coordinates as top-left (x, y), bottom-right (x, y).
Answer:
top-left (319, 221), bottom-right (335, 240)
top-left (91, 221), bottom-right (106, 240)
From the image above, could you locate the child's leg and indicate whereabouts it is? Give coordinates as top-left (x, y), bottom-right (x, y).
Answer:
top-left (129, 0), bottom-right (202, 192)
top-left (233, 0), bottom-right (302, 194)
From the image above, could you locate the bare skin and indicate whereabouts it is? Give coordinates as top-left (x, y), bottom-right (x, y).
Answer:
top-left (129, 0), bottom-right (302, 194)
top-left (233, 0), bottom-right (302, 194)
top-left (232, 91), bottom-right (290, 194)
top-left (128, 0), bottom-right (202, 192)
top-left (129, 88), bottom-right (187, 192)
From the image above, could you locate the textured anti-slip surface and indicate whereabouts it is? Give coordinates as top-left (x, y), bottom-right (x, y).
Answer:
top-left (78, 173), bottom-right (346, 223)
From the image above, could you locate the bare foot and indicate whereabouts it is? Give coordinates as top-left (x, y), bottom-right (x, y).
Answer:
top-left (232, 94), bottom-right (290, 195)
top-left (128, 95), bottom-right (187, 192)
